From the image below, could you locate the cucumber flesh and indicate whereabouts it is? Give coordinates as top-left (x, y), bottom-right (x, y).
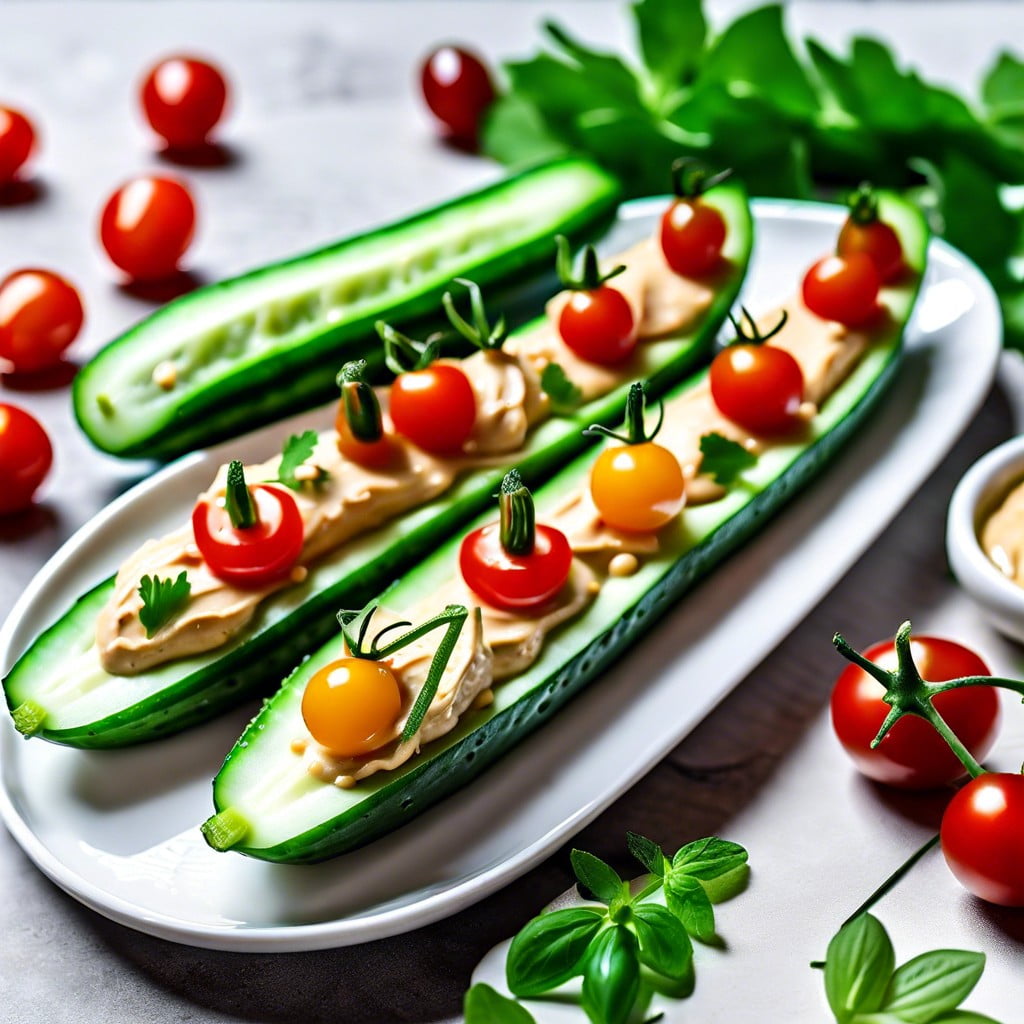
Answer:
top-left (206, 194), bottom-right (929, 863)
top-left (4, 185), bottom-right (753, 749)
top-left (74, 159), bottom-right (620, 461)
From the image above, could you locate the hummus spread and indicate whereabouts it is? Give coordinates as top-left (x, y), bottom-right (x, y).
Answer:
top-left (981, 479), bottom-right (1024, 586)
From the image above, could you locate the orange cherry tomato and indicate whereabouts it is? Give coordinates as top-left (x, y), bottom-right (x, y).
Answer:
top-left (141, 56), bottom-right (229, 149)
top-left (390, 362), bottom-right (476, 455)
top-left (335, 410), bottom-right (395, 468)
top-left (710, 344), bottom-right (804, 435)
top-left (0, 107), bottom-right (35, 185)
top-left (802, 253), bottom-right (880, 327)
top-left (0, 269), bottom-right (84, 372)
top-left (591, 442), bottom-right (685, 533)
top-left (659, 199), bottom-right (727, 277)
top-left (301, 657), bottom-right (402, 757)
top-left (99, 176), bottom-right (196, 281)
top-left (0, 403), bottom-right (52, 514)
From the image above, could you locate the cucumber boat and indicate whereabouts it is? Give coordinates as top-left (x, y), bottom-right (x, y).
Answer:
top-left (74, 159), bottom-right (620, 461)
top-left (4, 183), bottom-right (753, 749)
top-left (202, 193), bottom-right (928, 864)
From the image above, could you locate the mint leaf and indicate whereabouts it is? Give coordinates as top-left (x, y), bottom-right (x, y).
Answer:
top-left (464, 984), bottom-right (536, 1024)
top-left (699, 433), bottom-right (757, 486)
top-left (664, 873), bottom-right (715, 941)
top-left (506, 907), bottom-right (604, 998)
top-left (881, 950), bottom-right (986, 1023)
top-left (571, 849), bottom-right (624, 904)
top-left (626, 831), bottom-right (665, 877)
top-left (541, 362), bottom-right (583, 413)
top-left (825, 914), bottom-right (896, 1024)
top-left (632, 0), bottom-right (706, 99)
top-left (581, 925), bottom-right (640, 1024)
top-left (137, 572), bottom-right (191, 639)
top-left (278, 430), bottom-right (325, 490)
top-left (633, 903), bottom-right (693, 980)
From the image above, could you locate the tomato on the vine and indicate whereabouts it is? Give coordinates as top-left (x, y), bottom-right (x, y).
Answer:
top-left (99, 175), bottom-right (196, 281)
top-left (460, 469), bottom-right (572, 610)
top-left (941, 772), bottom-right (1024, 907)
top-left (802, 252), bottom-right (880, 327)
top-left (420, 45), bottom-right (495, 146)
top-left (0, 107), bottom-right (35, 185)
top-left (0, 269), bottom-right (84, 373)
top-left (141, 56), bottom-right (229, 149)
top-left (192, 460), bottom-right (304, 587)
top-left (831, 636), bottom-right (1000, 789)
top-left (0, 403), bottom-right (52, 514)
top-left (837, 183), bottom-right (903, 283)
top-left (301, 657), bottom-right (402, 757)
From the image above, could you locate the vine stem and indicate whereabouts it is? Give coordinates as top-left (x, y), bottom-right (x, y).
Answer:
top-left (841, 833), bottom-right (941, 927)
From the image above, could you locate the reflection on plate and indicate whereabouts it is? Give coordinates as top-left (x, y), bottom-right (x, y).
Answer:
top-left (0, 200), bottom-right (1001, 951)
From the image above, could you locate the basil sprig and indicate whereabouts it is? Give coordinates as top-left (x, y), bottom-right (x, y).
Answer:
top-left (821, 914), bottom-right (1003, 1024)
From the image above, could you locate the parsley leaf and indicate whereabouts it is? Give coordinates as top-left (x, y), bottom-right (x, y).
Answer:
top-left (277, 430), bottom-right (327, 490)
top-left (138, 572), bottom-right (191, 639)
top-left (541, 362), bottom-right (583, 412)
top-left (699, 433), bottom-right (757, 486)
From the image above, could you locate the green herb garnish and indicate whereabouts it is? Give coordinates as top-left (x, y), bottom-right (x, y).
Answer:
top-left (138, 571), bottom-right (191, 639)
top-left (464, 984), bottom-right (536, 1024)
top-left (541, 362), bottom-right (583, 412)
top-left (277, 430), bottom-right (328, 490)
top-left (699, 432), bottom-right (757, 485)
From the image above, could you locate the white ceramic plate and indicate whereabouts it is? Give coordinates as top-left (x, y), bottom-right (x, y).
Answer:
top-left (0, 200), bottom-right (1000, 952)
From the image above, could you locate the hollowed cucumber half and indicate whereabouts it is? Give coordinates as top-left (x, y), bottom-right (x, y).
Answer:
top-left (5, 184), bottom-right (754, 749)
top-left (203, 194), bottom-right (928, 863)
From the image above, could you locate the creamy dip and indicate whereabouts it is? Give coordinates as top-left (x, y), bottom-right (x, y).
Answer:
top-left (981, 479), bottom-right (1024, 586)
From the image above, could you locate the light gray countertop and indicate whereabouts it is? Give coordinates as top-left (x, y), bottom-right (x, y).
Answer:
top-left (2, 3), bottom-right (1023, 1022)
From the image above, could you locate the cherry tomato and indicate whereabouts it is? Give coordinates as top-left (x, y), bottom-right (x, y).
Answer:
top-left (301, 657), bottom-right (402, 757)
top-left (802, 253), bottom-right (880, 327)
top-left (460, 521), bottom-right (572, 610)
top-left (838, 217), bottom-right (903, 283)
top-left (0, 107), bottom-right (35, 185)
top-left (0, 403), bottom-right (52, 514)
top-left (591, 442), bottom-right (685, 533)
top-left (558, 287), bottom-right (636, 366)
top-left (831, 636), bottom-right (1001, 789)
top-left (141, 56), bottom-right (229, 149)
top-left (389, 362), bottom-right (476, 455)
top-left (335, 411), bottom-right (395, 469)
top-left (99, 176), bottom-right (196, 281)
top-left (192, 483), bottom-right (304, 587)
top-left (941, 772), bottom-right (1024, 907)
top-left (659, 199), bottom-right (727, 277)
top-left (709, 344), bottom-right (804, 435)
top-left (420, 46), bottom-right (495, 145)
top-left (0, 269), bottom-right (84, 373)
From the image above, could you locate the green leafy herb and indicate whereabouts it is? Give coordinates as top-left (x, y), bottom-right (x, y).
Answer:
top-left (699, 432), bottom-right (757, 485)
top-left (540, 362), bottom-right (583, 413)
top-left (137, 571), bottom-right (191, 639)
top-left (581, 926), bottom-right (640, 1024)
top-left (507, 908), bottom-right (605, 997)
top-left (821, 914), bottom-right (1003, 1024)
top-left (464, 984), bottom-right (537, 1024)
top-left (571, 849), bottom-right (626, 904)
top-left (277, 430), bottom-right (327, 490)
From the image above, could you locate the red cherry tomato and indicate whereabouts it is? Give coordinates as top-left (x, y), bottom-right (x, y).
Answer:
top-left (558, 287), bottom-right (636, 366)
top-left (837, 217), bottom-right (903, 283)
top-left (192, 483), bottom-right (304, 587)
top-left (390, 362), bottom-right (476, 455)
top-left (141, 56), bottom-right (229, 149)
top-left (460, 521), bottom-right (572, 611)
top-left (659, 199), bottom-right (727, 277)
top-left (420, 46), bottom-right (495, 145)
top-left (0, 107), bottom-right (35, 185)
top-left (99, 176), bottom-right (196, 281)
top-left (0, 269), bottom-right (84, 372)
top-left (802, 253), bottom-right (881, 327)
top-left (941, 773), bottom-right (1024, 907)
top-left (831, 636), bottom-right (1001, 789)
top-left (0, 403), bottom-right (52, 514)
top-left (709, 344), bottom-right (804, 435)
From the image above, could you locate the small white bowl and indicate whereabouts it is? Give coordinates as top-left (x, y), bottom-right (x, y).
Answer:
top-left (948, 435), bottom-right (1024, 643)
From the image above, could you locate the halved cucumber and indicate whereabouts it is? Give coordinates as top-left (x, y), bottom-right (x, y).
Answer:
top-left (74, 159), bottom-right (620, 461)
top-left (4, 184), bottom-right (753, 749)
top-left (204, 194), bottom-right (928, 863)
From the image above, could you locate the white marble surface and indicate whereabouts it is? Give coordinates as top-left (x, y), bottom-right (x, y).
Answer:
top-left (1, 2), bottom-right (1023, 1022)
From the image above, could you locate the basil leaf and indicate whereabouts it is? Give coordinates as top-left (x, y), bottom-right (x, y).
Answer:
top-left (581, 925), bottom-right (640, 1024)
top-left (881, 950), bottom-right (985, 1023)
top-left (664, 873), bottom-right (715, 941)
top-left (571, 849), bottom-right (624, 904)
top-left (481, 94), bottom-right (567, 169)
top-left (983, 52), bottom-right (1024, 120)
top-left (626, 832), bottom-right (665, 877)
top-left (506, 907), bottom-right (605, 998)
top-left (671, 837), bottom-right (748, 880)
top-left (543, 21), bottom-right (643, 111)
top-left (631, 0), bottom-right (706, 99)
top-left (633, 903), bottom-right (693, 980)
top-left (464, 984), bottom-right (537, 1024)
top-left (824, 914), bottom-right (896, 1024)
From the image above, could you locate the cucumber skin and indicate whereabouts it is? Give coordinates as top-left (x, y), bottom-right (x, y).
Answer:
top-left (234, 352), bottom-right (902, 863)
top-left (73, 159), bottom-right (621, 462)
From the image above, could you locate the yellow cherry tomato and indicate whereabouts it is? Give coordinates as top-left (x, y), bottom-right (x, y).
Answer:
top-left (301, 657), bottom-right (402, 757)
top-left (590, 441), bottom-right (685, 533)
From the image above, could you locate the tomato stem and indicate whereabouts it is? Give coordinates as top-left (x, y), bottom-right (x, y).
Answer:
top-left (224, 460), bottom-right (259, 530)
top-left (499, 469), bottom-right (536, 556)
top-left (555, 234), bottom-right (626, 292)
top-left (377, 319), bottom-right (443, 375)
top-left (847, 181), bottom-right (880, 226)
top-left (669, 157), bottom-right (732, 199)
top-left (337, 360), bottom-right (384, 442)
top-left (728, 306), bottom-right (788, 346)
top-left (840, 834), bottom-right (941, 928)
top-left (443, 278), bottom-right (507, 350)
top-left (584, 381), bottom-right (664, 446)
